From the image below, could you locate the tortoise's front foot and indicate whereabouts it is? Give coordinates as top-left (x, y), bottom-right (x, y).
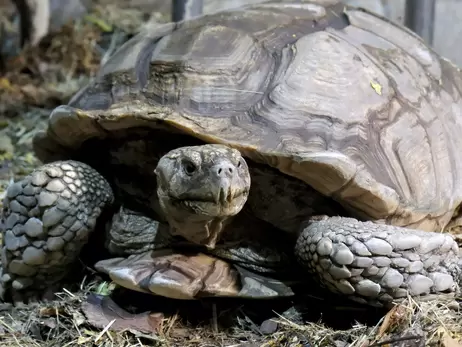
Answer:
top-left (1, 160), bottom-right (113, 303)
top-left (294, 216), bottom-right (460, 307)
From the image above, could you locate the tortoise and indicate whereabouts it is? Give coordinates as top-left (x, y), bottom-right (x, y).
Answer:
top-left (2, 0), bottom-right (462, 308)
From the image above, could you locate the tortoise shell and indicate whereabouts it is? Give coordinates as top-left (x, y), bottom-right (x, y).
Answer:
top-left (33, 0), bottom-right (462, 234)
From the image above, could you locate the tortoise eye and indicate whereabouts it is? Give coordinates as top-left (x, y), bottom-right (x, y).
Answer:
top-left (183, 161), bottom-right (197, 175)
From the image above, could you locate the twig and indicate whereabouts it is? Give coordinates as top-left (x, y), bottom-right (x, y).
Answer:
top-left (369, 335), bottom-right (423, 346)
top-left (94, 318), bottom-right (116, 342)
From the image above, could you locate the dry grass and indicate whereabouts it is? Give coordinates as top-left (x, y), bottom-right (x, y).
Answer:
top-left (1, 2), bottom-right (462, 347)
top-left (0, 276), bottom-right (461, 347)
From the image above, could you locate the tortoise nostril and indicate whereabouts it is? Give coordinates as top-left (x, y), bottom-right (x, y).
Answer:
top-left (216, 164), bottom-right (234, 177)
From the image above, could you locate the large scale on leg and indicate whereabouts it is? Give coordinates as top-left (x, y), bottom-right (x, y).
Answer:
top-left (2, 0), bottom-right (462, 307)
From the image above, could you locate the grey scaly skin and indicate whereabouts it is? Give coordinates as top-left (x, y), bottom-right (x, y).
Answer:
top-left (0, 161), bottom-right (114, 302)
top-left (1, 144), bottom-right (461, 306)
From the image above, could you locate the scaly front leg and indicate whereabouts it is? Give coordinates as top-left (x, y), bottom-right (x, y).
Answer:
top-left (294, 216), bottom-right (461, 307)
top-left (1, 160), bottom-right (114, 302)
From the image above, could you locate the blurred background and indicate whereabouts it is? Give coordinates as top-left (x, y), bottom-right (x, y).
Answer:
top-left (1, 0), bottom-right (461, 66)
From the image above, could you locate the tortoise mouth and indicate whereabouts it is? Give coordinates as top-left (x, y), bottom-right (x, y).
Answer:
top-left (169, 188), bottom-right (249, 216)
top-left (170, 188), bottom-right (249, 204)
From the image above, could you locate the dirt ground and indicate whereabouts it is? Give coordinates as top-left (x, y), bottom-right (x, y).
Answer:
top-left (1, 1), bottom-right (462, 346)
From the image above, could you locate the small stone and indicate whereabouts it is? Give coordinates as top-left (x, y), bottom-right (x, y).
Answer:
top-left (63, 176), bottom-right (73, 184)
top-left (365, 238), bottom-right (393, 255)
top-left (407, 274), bottom-right (433, 295)
top-left (332, 244), bottom-right (354, 265)
top-left (418, 234), bottom-right (445, 254)
top-left (380, 268), bottom-right (404, 288)
top-left (260, 319), bottom-right (278, 335)
top-left (6, 182), bottom-right (23, 198)
top-left (388, 234), bottom-right (421, 250)
top-left (429, 273), bottom-right (454, 292)
top-left (329, 265), bottom-right (351, 279)
top-left (46, 179), bottom-right (65, 192)
top-left (38, 191), bottom-right (58, 207)
top-left (355, 279), bottom-right (381, 297)
top-left (24, 218), bottom-right (44, 237)
top-left (22, 247), bottom-right (47, 265)
top-left (317, 238), bottom-right (333, 256)
top-left (373, 257), bottom-right (391, 267)
top-left (351, 256), bottom-right (373, 268)
top-left (69, 184), bottom-right (77, 193)
top-left (407, 261), bottom-right (424, 273)
top-left (31, 171), bottom-right (50, 186)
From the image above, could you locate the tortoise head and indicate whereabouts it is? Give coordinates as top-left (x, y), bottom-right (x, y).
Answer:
top-left (154, 144), bottom-right (251, 249)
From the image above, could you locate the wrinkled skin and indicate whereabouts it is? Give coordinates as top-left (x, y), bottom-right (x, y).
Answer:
top-left (155, 145), bottom-right (250, 248)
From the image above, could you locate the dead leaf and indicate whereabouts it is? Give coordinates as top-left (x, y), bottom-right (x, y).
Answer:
top-left (39, 306), bottom-right (66, 317)
top-left (439, 327), bottom-right (462, 347)
top-left (82, 293), bottom-right (163, 334)
top-left (377, 304), bottom-right (408, 338)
